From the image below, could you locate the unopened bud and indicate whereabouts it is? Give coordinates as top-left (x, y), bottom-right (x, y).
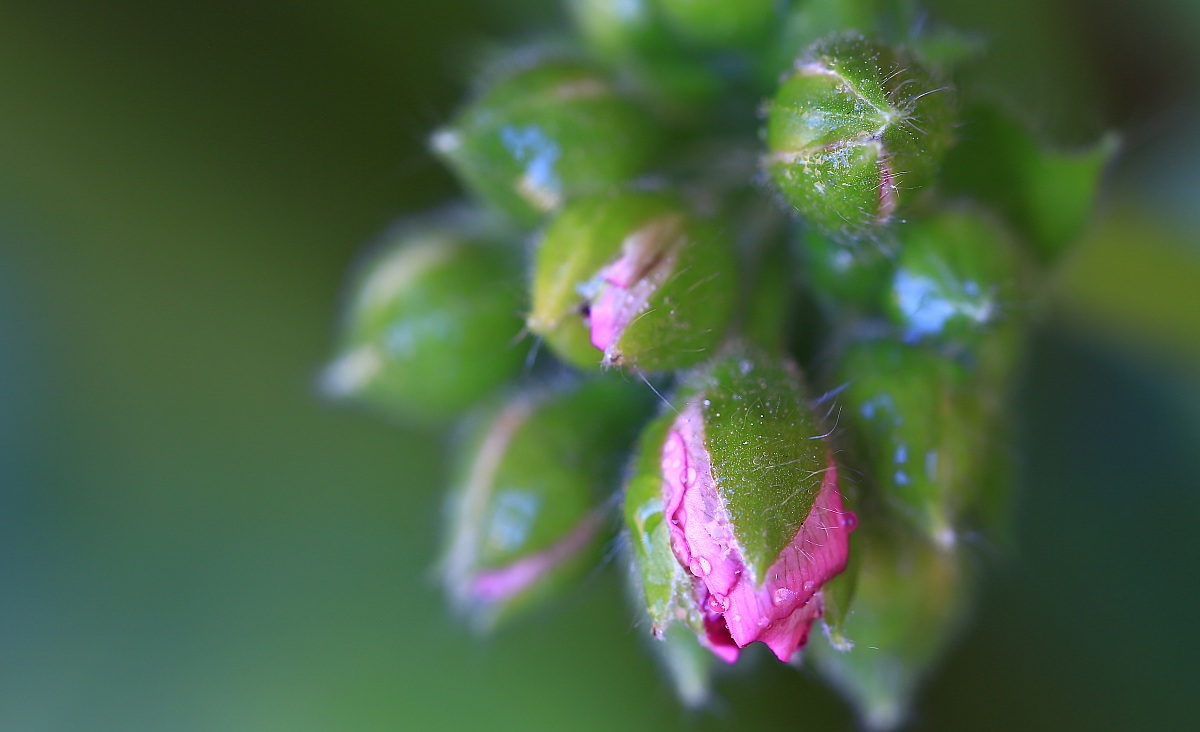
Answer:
top-left (322, 213), bottom-right (525, 422)
top-left (886, 208), bottom-right (1022, 344)
top-left (528, 190), bottom-right (738, 371)
top-left (432, 55), bottom-right (660, 224)
top-left (766, 35), bottom-right (955, 239)
top-left (808, 524), bottom-right (974, 730)
top-left (625, 344), bottom-right (857, 663)
top-left (442, 378), bottom-right (652, 630)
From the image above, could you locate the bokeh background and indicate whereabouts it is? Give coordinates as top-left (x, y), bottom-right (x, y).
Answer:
top-left (2, 1), bottom-right (1198, 730)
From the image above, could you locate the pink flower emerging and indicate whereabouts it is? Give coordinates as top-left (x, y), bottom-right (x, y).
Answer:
top-left (587, 216), bottom-right (679, 357)
top-left (662, 404), bottom-right (856, 663)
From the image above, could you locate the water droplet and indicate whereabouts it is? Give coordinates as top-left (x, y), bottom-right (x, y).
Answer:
top-left (689, 557), bottom-right (711, 577)
top-left (772, 588), bottom-right (796, 606)
top-left (802, 580), bottom-right (815, 593)
top-left (685, 467), bottom-right (697, 485)
top-left (702, 399), bottom-right (711, 407)
top-left (843, 512), bottom-right (858, 530)
top-left (670, 537), bottom-right (689, 564)
top-left (708, 594), bottom-right (730, 613)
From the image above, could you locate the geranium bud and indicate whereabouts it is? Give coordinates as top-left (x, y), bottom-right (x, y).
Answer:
top-left (441, 378), bottom-right (652, 631)
top-left (431, 54), bottom-right (661, 224)
top-left (808, 524), bottom-right (974, 731)
top-left (766, 35), bottom-right (956, 239)
top-left (654, 0), bottom-right (778, 50)
top-left (833, 338), bottom-right (984, 549)
top-left (322, 212), bottom-right (525, 422)
top-left (886, 207), bottom-right (1022, 345)
top-left (625, 344), bottom-right (857, 663)
top-left (528, 190), bottom-right (738, 372)
top-left (797, 226), bottom-right (894, 313)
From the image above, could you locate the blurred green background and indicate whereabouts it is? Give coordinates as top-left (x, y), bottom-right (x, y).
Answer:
top-left (2, 1), bottom-right (1198, 730)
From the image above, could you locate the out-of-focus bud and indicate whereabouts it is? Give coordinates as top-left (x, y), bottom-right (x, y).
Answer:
top-left (625, 344), bottom-right (857, 663)
top-left (654, 0), bottom-right (779, 49)
top-left (322, 213), bottom-right (526, 422)
top-left (797, 226), bottom-right (894, 313)
top-left (431, 55), bottom-right (661, 224)
top-left (766, 35), bottom-right (956, 239)
top-left (885, 208), bottom-right (1022, 344)
top-left (528, 190), bottom-right (738, 372)
top-left (833, 338), bottom-right (985, 549)
top-left (808, 524), bottom-right (975, 731)
top-left (442, 378), bottom-right (652, 631)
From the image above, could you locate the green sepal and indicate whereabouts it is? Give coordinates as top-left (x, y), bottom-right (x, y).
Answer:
top-left (624, 411), bottom-right (697, 635)
top-left (808, 523), bottom-right (975, 731)
top-left (678, 343), bottom-right (827, 584)
top-left (323, 212), bottom-right (526, 423)
top-left (528, 190), bottom-right (739, 372)
top-left (442, 377), bottom-right (654, 631)
top-left (833, 338), bottom-right (980, 549)
top-left (885, 207), bottom-right (1024, 345)
top-left (941, 103), bottom-right (1118, 263)
top-left (766, 35), bottom-right (956, 239)
top-left (431, 55), bottom-right (661, 224)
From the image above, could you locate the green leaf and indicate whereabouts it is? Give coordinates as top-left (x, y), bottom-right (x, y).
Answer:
top-left (941, 103), bottom-right (1118, 263)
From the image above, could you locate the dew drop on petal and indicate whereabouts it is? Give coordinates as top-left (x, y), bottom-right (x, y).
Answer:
top-left (772, 587), bottom-right (797, 606)
top-left (689, 557), bottom-right (711, 577)
top-left (708, 593), bottom-right (730, 613)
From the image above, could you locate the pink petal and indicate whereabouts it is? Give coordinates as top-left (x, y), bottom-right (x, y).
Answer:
top-left (468, 512), bottom-right (600, 603)
top-left (663, 403), bottom-right (857, 662)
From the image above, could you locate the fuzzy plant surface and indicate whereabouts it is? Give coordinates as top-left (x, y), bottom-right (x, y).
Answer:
top-left (324, 1), bottom-right (1114, 728)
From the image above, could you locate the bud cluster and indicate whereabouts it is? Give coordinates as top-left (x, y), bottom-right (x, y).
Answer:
top-left (323, 1), bottom-right (1113, 728)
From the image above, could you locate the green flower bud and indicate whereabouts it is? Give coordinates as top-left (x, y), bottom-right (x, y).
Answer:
top-left (766, 35), bottom-right (956, 239)
top-left (654, 0), bottom-right (779, 50)
top-left (625, 344), bottom-right (857, 664)
top-left (528, 190), bottom-right (739, 372)
top-left (833, 338), bottom-right (983, 549)
top-left (885, 208), bottom-right (1023, 345)
top-left (568, 0), bottom-right (674, 61)
top-left (798, 226), bottom-right (894, 312)
top-left (442, 378), bottom-right (652, 631)
top-left (322, 213), bottom-right (526, 422)
top-left (808, 525), bottom-right (974, 731)
top-left (431, 55), bottom-right (661, 224)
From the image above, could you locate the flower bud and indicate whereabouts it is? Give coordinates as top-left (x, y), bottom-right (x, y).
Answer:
top-left (528, 190), bottom-right (739, 372)
top-left (808, 525), bottom-right (974, 731)
top-left (431, 55), bottom-right (661, 224)
top-left (654, 0), bottom-right (779, 50)
top-left (322, 213), bottom-right (525, 422)
top-left (442, 378), bottom-right (652, 631)
top-left (625, 344), bottom-right (857, 663)
top-left (766, 35), bottom-right (956, 239)
top-left (886, 208), bottom-right (1022, 344)
top-left (833, 338), bottom-right (984, 548)
top-left (797, 226), bottom-right (894, 312)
